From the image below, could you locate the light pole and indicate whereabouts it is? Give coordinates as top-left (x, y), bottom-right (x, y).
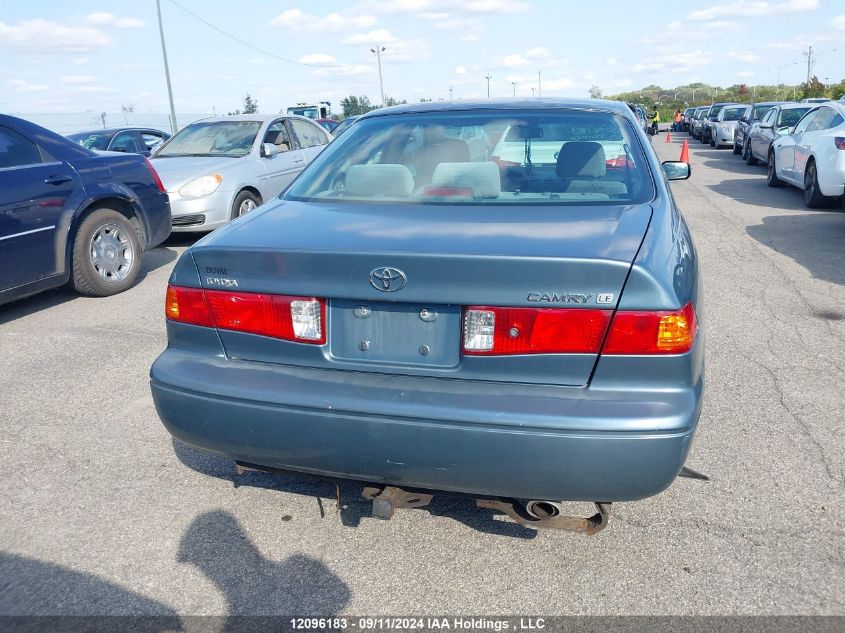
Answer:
top-left (370, 46), bottom-right (386, 107)
top-left (531, 87), bottom-right (535, 97)
top-left (511, 81), bottom-right (517, 97)
top-left (449, 86), bottom-right (453, 102)
top-left (484, 74), bottom-right (491, 98)
top-left (776, 61), bottom-right (797, 100)
top-left (155, 0), bottom-right (177, 133)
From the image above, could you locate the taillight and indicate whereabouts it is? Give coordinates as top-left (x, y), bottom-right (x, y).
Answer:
top-left (602, 302), bottom-right (697, 355)
top-left (463, 306), bottom-right (612, 355)
top-left (144, 157), bottom-right (167, 193)
top-left (165, 285), bottom-right (326, 344)
top-left (834, 137), bottom-right (845, 150)
top-left (165, 285), bottom-right (213, 327)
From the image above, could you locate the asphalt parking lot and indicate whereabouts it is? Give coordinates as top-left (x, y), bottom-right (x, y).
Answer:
top-left (1, 134), bottom-right (843, 618)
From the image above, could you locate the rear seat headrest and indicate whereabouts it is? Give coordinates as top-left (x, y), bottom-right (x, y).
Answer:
top-left (345, 164), bottom-right (414, 197)
top-left (556, 141), bottom-right (607, 179)
top-left (431, 161), bottom-right (501, 198)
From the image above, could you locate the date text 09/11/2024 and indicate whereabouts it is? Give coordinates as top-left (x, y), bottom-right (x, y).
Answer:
top-left (289, 618), bottom-right (549, 631)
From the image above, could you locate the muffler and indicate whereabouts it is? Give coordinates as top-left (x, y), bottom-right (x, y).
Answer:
top-left (524, 500), bottom-right (563, 519)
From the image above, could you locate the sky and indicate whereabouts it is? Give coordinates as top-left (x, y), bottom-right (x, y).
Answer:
top-left (0, 0), bottom-right (842, 118)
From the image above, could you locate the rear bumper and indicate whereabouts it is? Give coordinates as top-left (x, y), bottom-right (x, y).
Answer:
top-left (150, 345), bottom-right (703, 502)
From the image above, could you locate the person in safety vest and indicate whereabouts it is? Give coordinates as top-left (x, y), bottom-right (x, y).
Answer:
top-left (649, 108), bottom-right (660, 135)
top-left (673, 110), bottom-right (683, 132)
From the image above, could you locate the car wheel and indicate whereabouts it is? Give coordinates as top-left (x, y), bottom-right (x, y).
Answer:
top-left (71, 208), bottom-right (141, 297)
top-left (745, 141), bottom-right (758, 166)
top-left (732, 138), bottom-right (741, 155)
top-left (803, 161), bottom-right (828, 208)
top-left (766, 150), bottom-right (784, 187)
top-left (231, 190), bottom-right (261, 220)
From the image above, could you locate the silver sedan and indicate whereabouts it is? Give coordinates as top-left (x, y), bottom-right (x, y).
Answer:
top-left (151, 114), bottom-right (331, 232)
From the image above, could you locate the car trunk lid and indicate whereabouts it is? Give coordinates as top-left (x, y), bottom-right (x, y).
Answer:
top-left (189, 200), bottom-right (652, 386)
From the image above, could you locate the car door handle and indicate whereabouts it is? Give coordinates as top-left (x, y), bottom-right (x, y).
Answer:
top-left (44, 175), bottom-right (72, 185)
top-left (293, 158), bottom-right (305, 164)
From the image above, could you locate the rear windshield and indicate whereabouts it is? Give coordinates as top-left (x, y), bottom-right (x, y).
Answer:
top-left (284, 109), bottom-right (654, 206)
top-left (778, 107), bottom-right (812, 127)
top-left (67, 132), bottom-right (112, 150)
top-left (707, 105), bottom-right (725, 117)
top-left (722, 107), bottom-right (747, 121)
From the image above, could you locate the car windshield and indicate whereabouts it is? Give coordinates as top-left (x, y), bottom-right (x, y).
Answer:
top-left (722, 107), bottom-right (746, 121)
top-left (289, 107), bottom-right (320, 119)
top-left (67, 132), bottom-right (112, 150)
top-left (284, 109), bottom-right (654, 206)
top-left (155, 120), bottom-right (260, 157)
top-left (707, 105), bottom-right (725, 117)
top-left (752, 105), bottom-right (775, 120)
top-left (778, 107), bottom-right (812, 127)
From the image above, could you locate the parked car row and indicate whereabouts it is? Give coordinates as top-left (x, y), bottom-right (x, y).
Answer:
top-left (685, 99), bottom-right (845, 208)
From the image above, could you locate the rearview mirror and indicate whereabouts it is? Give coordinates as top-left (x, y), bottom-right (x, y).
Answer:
top-left (662, 161), bottom-right (691, 181)
top-left (514, 125), bottom-right (543, 139)
top-left (261, 143), bottom-right (281, 157)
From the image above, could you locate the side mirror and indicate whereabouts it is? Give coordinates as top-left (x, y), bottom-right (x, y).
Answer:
top-left (261, 143), bottom-right (281, 157)
top-left (760, 123), bottom-right (773, 129)
top-left (777, 126), bottom-right (792, 136)
top-left (662, 161), bottom-right (691, 181)
top-left (740, 117), bottom-right (749, 123)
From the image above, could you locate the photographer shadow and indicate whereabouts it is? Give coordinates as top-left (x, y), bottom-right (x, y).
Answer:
top-left (173, 440), bottom-right (537, 540)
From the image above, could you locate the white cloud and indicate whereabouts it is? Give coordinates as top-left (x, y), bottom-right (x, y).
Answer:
top-left (834, 15), bottom-right (845, 30)
top-left (728, 50), bottom-right (761, 63)
top-left (634, 50), bottom-right (714, 73)
top-left (0, 19), bottom-right (113, 53)
top-left (313, 64), bottom-right (374, 78)
top-left (500, 54), bottom-right (530, 67)
top-left (7, 78), bottom-right (49, 92)
top-left (343, 29), bottom-right (396, 45)
top-left (85, 13), bottom-right (145, 28)
top-left (61, 75), bottom-right (97, 84)
top-left (542, 77), bottom-right (575, 91)
top-left (689, 0), bottom-right (818, 21)
top-left (607, 57), bottom-right (619, 67)
top-left (464, 0), bottom-right (530, 13)
top-left (299, 53), bottom-right (337, 65)
top-left (525, 47), bottom-right (551, 59)
top-left (736, 71), bottom-right (756, 78)
top-left (454, 65), bottom-right (467, 75)
top-left (73, 57), bottom-right (89, 65)
top-left (271, 9), bottom-right (377, 31)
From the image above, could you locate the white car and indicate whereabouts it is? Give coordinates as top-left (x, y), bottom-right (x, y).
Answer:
top-left (768, 101), bottom-right (845, 208)
top-left (151, 114), bottom-right (330, 231)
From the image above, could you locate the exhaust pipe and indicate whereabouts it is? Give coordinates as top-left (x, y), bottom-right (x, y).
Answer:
top-left (524, 500), bottom-right (563, 519)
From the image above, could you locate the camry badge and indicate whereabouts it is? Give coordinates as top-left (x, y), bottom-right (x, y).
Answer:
top-left (369, 267), bottom-right (407, 292)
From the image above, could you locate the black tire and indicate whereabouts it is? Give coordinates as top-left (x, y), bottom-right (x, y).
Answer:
top-left (230, 190), bottom-right (261, 220)
top-left (700, 131), bottom-right (708, 144)
top-left (766, 150), bottom-right (784, 187)
top-left (745, 141), bottom-right (758, 166)
top-left (732, 138), bottom-right (741, 155)
top-left (803, 160), bottom-right (829, 208)
top-left (71, 208), bottom-right (141, 297)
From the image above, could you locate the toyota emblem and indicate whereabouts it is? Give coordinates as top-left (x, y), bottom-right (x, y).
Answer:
top-left (369, 267), bottom-right (407, 292)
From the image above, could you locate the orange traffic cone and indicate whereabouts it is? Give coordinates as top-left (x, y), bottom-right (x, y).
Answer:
top-left (679, 139), bottom-right (689, 163)
top-left (665, 130), bottom-right (672, 143)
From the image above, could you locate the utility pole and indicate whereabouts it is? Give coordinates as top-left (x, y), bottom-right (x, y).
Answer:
top-left (531, 87), bottom-right (535, 97)
top-left (371, 46), bottom-right (386, 107)
top-left (449, 86), bottom-right (453, 102)
top-left (484, 74), bottom-right (491, 98)
top-left (511, 81), bottom-right (517, 97)
top-left (155, 0), bottom-right (177, 134)
top-left (804, 44), bottom-right (813, 88)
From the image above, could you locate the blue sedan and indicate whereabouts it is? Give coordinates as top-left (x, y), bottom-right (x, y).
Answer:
top-left (150, 99), bottom-right (701, 534)
top-left (0, 115), bottom-right (171, 305)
